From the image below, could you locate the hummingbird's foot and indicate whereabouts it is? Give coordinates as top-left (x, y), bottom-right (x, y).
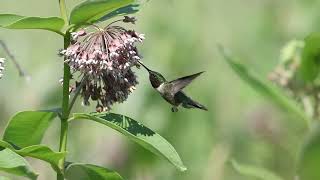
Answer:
top-left (171, 107), bottom-right (178, 112)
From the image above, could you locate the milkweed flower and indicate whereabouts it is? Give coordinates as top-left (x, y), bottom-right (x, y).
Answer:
top-left (59, 17), bottom-right (144, 111)
top-left (0, 58), bottom-right (5, 79)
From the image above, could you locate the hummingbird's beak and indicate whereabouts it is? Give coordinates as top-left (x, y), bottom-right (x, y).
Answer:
top-left (138, 60), bottom-right (151, 72)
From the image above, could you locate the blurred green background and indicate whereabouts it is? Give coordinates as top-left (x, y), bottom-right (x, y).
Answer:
top-left (1, 0), bottom-right (320, 179)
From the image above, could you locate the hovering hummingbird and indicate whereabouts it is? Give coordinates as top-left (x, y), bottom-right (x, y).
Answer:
top-left (138, 61), bottom-right (208, 112)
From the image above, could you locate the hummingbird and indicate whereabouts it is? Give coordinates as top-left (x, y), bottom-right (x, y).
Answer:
top-left (138, 61), bottom-right (208, 112)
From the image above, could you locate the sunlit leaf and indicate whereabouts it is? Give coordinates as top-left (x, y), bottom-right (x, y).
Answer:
top-left (219, 46), bottom-right (310, 128)
top-left (98, 4), bottom-right (140, 22)
top-left (0, 14), bottom-right (64, 34)
top-left (70, 112), bottom-right (187, 171)
top-left (0, 148), bottom-right (38, 180)
top-left (299, 32), bottom-right (320, 82)
top-left (65, 163), bottom-right (122, 180)
top-left (231, 160), bottom-right (284, 180)
top-left (298, 124), bottom-right (320, 180)
top-left (3, 111), bottom-right (57, 148)
top-left (70, 0), bottom-right (134, 25)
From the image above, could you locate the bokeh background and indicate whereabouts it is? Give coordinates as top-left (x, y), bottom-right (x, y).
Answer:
top-left (1, 0), bottom-right (320, 179)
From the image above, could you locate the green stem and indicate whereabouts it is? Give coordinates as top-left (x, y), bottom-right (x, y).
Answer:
top-left (59, 0), bottom-right (68, 25)
top-left (57, 33), bottom-right (71, 180)
top-left (58, 0), bottom-right (70, 177)
top-left (57, 121), bottom-right (68, 179)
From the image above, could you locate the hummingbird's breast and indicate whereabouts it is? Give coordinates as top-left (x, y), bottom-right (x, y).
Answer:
top-left (156, 84), bottom-right (179, 106)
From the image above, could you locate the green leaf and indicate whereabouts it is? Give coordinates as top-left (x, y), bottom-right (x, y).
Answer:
top-left (0, 148), bottom-right (38, 180)
top-left (71, 112), bottom-right (187, 171)
top-left (298, 124), bottom-right (320, 180)
top-left (3, 111), bottom-right (57, 148)
top-left (17, 145), bottom-right (65, 172)
top-left (0, 14), bottom-right (64, 34)
top-left (65, 163), bottom-right (122, 180)
top-left (70, 0), bottom-right (134, 25)
top-left (299, 33), bottom-right (320, 82)
top-left (98, 4), bottom-right (140, 22)
top-left (218, 46), bottom-right (310, 128)
top-left (0, 140), bottom-right (15, 150)
top-left (0, 140), bottom-right (65, 172)
top-left (231, 160), bottom-right (284, 180)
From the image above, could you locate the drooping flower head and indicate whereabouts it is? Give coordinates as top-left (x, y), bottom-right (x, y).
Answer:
top-left (0, 58), bottom-right (5, 79)
top-left (60, 17), bottom-right (144, 111)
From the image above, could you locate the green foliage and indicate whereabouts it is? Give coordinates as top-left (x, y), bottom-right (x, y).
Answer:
top-left (0, 0), bottom-right (185, 179)
top-left (299, 33), bottom-right (320, 82)
top-left (231, 160), bottom-right (284, 180)
top-left (69, 0), bottom-right (134, 25)
top-left (298, 124), bottom-right (320, 180)
top-left (98, 4), bottom-right (140, 22)
top-left (16, 145), bottom-right (65, 172)
top-left (65, 163), bottom-right (123, 180)
top-left (0, 148), bottom-right (38, 180)
top-left (70, 112), bottom-right (187, 171)
top-left (219, 46), bottom-right (310, 128)
top-left (0, 14), bottom-right (64, 34)
top-left (0, 140), bottom-right (65, 173)
top-left (3, 111), bottom-right (57, 148)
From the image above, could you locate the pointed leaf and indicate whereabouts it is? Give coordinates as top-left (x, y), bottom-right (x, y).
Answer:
top-left (71, 113), bottom-right (187, 171)
top-left (219, 46), bottom-right (310, 128)
top-left (299, 33), bottom-right (320, 82)
top-left (0, 148), bottom-right (38, 180)
top-left (65, 163), bottom-right (122, 180)
top-left (0, 14), bottom-right (64, 34)
top-left (231, 160), bottom-right (284, 180)
top-left (70, 0), bottom-right (134, 25)
top-left (3, 111), bottom-right (57, 148)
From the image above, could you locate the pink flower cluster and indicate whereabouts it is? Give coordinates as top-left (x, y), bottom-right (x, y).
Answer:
top-left (59, 18), bottom-right (145, 111)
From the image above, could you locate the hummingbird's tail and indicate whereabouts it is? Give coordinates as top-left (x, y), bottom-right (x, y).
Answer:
top-left (177, 92), bottom-right (208, 111)
top-left (182, 100), bottom-right (208, 111)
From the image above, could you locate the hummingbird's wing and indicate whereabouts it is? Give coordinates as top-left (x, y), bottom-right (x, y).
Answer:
top-left (166, 71), bottom-right (205, 95)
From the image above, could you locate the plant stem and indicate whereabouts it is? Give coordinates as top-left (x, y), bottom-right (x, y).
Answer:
top-left (57, 32), bottom-right (71, 180)
top-left (58, 1), bottom-right (70, 179)
top-left (68, 75), bottom-right (87, 113)
top-left (0, 40), bottom-right (29, 79)
top-left (59, 0), bottom-right (68, 25)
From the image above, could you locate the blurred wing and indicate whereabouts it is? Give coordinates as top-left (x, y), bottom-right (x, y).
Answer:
top-left (166, 71), bottom-right (205, 94)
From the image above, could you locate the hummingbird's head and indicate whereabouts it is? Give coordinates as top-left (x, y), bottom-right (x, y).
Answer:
top-left (149, 70), bottom-right (166, 88)
top-left (137, 61), bottom-right (166, 88)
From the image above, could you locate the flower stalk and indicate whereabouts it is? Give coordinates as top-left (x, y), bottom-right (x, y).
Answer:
top-left (58, 0), bottom-right (70, 179)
